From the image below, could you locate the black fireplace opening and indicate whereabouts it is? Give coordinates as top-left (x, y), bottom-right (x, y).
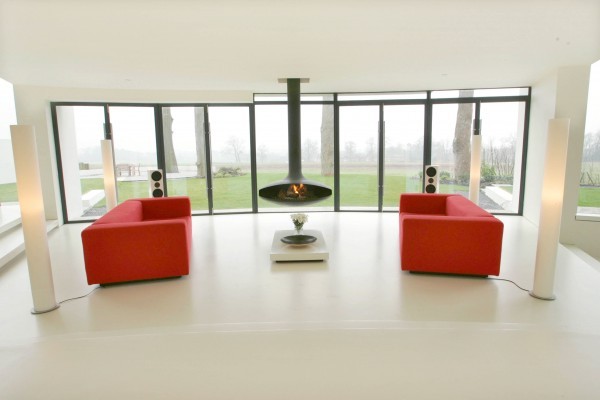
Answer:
top-left (259, 179), bottom-right (333, 205)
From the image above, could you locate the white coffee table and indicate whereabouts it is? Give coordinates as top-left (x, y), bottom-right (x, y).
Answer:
top-left (270, 229), bottom-right (329, 262)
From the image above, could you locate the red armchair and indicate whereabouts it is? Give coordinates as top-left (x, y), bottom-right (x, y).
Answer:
top-left (82, 196), bottom-right (192, 285)
top-left (399, 193), bottom-right (503, 276)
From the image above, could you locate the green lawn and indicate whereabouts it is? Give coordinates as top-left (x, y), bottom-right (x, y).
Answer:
top-left (2, 177), bottom-right (599, 211)
top-left (0, 183), bottom-right (17, 203)
top-left (578, 187), bottom-right (600, 207)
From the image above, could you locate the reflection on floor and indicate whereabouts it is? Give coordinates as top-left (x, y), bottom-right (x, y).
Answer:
top-left (1, 213), bottom-right (599, 399)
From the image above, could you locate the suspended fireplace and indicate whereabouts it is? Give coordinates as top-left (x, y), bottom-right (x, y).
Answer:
top-left (258, 78), bottom-right (332, 205)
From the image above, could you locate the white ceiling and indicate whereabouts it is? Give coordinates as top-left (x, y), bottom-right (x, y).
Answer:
top-left (1, 0), bottom-right (599, 94)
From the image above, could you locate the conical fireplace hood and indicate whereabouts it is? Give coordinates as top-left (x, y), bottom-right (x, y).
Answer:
top-left (258, 79), bottom-right (332, 205)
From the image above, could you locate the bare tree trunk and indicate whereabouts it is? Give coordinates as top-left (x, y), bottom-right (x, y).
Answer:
top-left (227, 136), bottom-right (242, 163)
top-left (162, 108), bottom-right (179, 173)
top-left (453, 90), bottom-right (474, 184)
top-left (194, 108), bottom-right (207, 178)
top-left (320, 104), bottom-right (334, 176)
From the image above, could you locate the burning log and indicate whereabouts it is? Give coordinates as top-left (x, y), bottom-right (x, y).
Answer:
top-left (277, 184), bottom-right (315, 201)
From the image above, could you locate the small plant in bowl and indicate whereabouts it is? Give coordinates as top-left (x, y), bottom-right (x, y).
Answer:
top-left (290, 213), bottom-right (308, 235)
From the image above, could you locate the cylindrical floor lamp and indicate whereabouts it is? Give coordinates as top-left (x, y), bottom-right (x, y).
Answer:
top-left (10, 125), bottom-right (59, 314)
top-left (530, 118), bottom-right (570, 301)
top-left (101, 139), bottom-right (117, 210)
top-left (469, 131), bottom-right (482, 204)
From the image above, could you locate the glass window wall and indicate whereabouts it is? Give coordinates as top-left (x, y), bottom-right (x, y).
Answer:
top-left (109, 106), bottom-right (159, 202)
top-left (382, 105), bottom-right (425, 210)
top-left (431, 98), bottom-right (527, 213)
top-left (480, 101), bottom-right (526, 213)
top-left (208, 106), bottom-right (253, 213)
top-left (55, 105), bottom-right (106, 220)
top-left (161, 106), bottom-right (209, 213)
top-left (339, 105), bottom-right (379, 210)
top-left (0, 78), bottom-right (18, 205)
top-left (578, 60), bottom-right (600, 220)
top-left (51, 86), bottom-right (530, 221)
top-left (255, 104), bottom-right (288, 211)
top-left (431, 101), bottom-right (475, 195)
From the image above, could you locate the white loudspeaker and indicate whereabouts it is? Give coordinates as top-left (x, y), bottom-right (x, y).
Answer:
top-left (148, 169), bottom-right (165, 198)
top-left (424, 165), bottom-right (439, 194)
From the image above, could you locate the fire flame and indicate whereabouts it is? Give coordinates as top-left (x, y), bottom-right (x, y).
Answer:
top-left (292, 184), bottom-right (304, 195)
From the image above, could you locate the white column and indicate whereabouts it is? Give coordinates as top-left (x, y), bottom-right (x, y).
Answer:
top-left (468, 133), bottom-right (482, 204)
top-left (101, 139), bottom-right (117, 210)
top-left (530, 118), bottom-right (570, 300)
top-left (10, 125), bottom-right (59, 314)
top-left (56, 107), bottom-right (83, 218)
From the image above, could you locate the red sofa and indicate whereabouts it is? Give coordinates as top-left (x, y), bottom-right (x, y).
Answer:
top-left (82, 196), bottom-right (192, 285)
top-left (399, 193), bottom-right (503, 276)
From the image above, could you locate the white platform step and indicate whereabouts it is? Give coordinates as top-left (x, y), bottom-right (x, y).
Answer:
top-left (0, 216), bottom-right (21, 235)
top-left (82, 189), bottom-right (105, 210)
top-left (0, 220), bottom-right (59, 270)
top-left (0, 204), bottom-right (21, 235)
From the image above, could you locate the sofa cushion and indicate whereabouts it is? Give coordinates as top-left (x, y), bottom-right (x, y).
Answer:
top-left (446, 195), bottom-right (493, 218)
top-left (93, 200), bottom-right (143, 224)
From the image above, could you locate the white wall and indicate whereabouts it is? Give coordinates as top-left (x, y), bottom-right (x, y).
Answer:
top-left (525, 66), bottom-right (600, 260)
top-left (12, 85), bottom-right (253, 222)
top-left (56, 106), bottom-right (84, 218)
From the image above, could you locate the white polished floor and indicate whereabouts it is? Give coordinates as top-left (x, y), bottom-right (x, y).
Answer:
top-left (1, 212), bottom-right (600, 399)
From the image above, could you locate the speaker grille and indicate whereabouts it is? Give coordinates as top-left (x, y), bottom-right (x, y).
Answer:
top-left (151, 170), bottom-right (163, 182)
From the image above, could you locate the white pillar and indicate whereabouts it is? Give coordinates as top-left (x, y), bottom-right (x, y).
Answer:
top-left (101, 139), bottom-right (117, 210)
top-left (530, 118), bottom-right (570, 300)
top-left (56, 106), bottom-right (83, 218)
top-left (468, 133), bottom-right (482, 204)
top-left (10, 125), bottom-right (59, 314)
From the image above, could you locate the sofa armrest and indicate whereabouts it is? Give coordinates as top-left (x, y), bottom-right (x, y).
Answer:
top-left (399, 193), bottom-right (452, 215)
top-left (140, 196), bottom-right (191, 220)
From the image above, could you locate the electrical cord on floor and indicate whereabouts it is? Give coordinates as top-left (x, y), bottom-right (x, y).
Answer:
top-left (489, 277), bottom-right (530, 293)
top-left (55, 278), bottom-right (530, 305)
top-left (58, 285), bottom-right (101, 305)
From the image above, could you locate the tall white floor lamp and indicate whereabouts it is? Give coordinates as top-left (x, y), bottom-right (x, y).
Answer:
top-left (101, 139), bottom-right (117, 210)
top-left (10, 125), bottom-right (59, 314)
top-left (530, 118), bottom-right (570, 301)
top-left (468, 129), bottom-right (482, 204)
